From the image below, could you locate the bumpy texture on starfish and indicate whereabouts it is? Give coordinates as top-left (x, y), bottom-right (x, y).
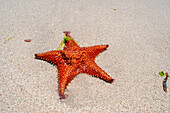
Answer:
top-left (35, 33), bottom-right (114, 99)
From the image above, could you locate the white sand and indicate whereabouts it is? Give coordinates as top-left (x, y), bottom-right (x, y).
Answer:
top-left (0, 0), bottom-right (169, 112)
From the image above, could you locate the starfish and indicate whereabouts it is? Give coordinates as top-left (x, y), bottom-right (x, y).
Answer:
top-left (35, 33), bottom-right (114, 99)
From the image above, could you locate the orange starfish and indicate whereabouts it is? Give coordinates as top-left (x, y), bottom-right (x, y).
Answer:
top-left (35, 33), bottom-right (114, 99)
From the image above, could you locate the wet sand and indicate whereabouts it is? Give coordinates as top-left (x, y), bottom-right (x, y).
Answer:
top-left (0, 0), bottom-right (169, 112)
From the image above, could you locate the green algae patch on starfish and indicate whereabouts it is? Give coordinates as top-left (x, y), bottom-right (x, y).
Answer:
top-left (56, 35), bottom-right (76, 50)
top-left (56, 37), bottom-right (73, 50)
top-left (63, 37), bottom-right (72, 43)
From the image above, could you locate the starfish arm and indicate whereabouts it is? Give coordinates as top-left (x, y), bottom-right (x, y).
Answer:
top-left (58, 65), bottom-right (79, 99)
top-left (35, 50), bottom-right (63, 65)
top-left (83, 59), bottom-right (114, 83)
top-left (64, 39), bottom-right (80, 50)
top-left (81, 45), bottom-right (109, 60)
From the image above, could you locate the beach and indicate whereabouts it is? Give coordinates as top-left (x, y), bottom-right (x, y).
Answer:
top-left (0, 0), bottom-right (169, 112)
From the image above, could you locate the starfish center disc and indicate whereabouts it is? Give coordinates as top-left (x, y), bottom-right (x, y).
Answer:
top-left (62, 50), bottom-right (86, 65)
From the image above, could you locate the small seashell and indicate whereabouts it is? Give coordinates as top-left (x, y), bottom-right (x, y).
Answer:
top-left (63, 31), bottom-right (71, 35)
top-left (24, 39), bottom-right (32, 42)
